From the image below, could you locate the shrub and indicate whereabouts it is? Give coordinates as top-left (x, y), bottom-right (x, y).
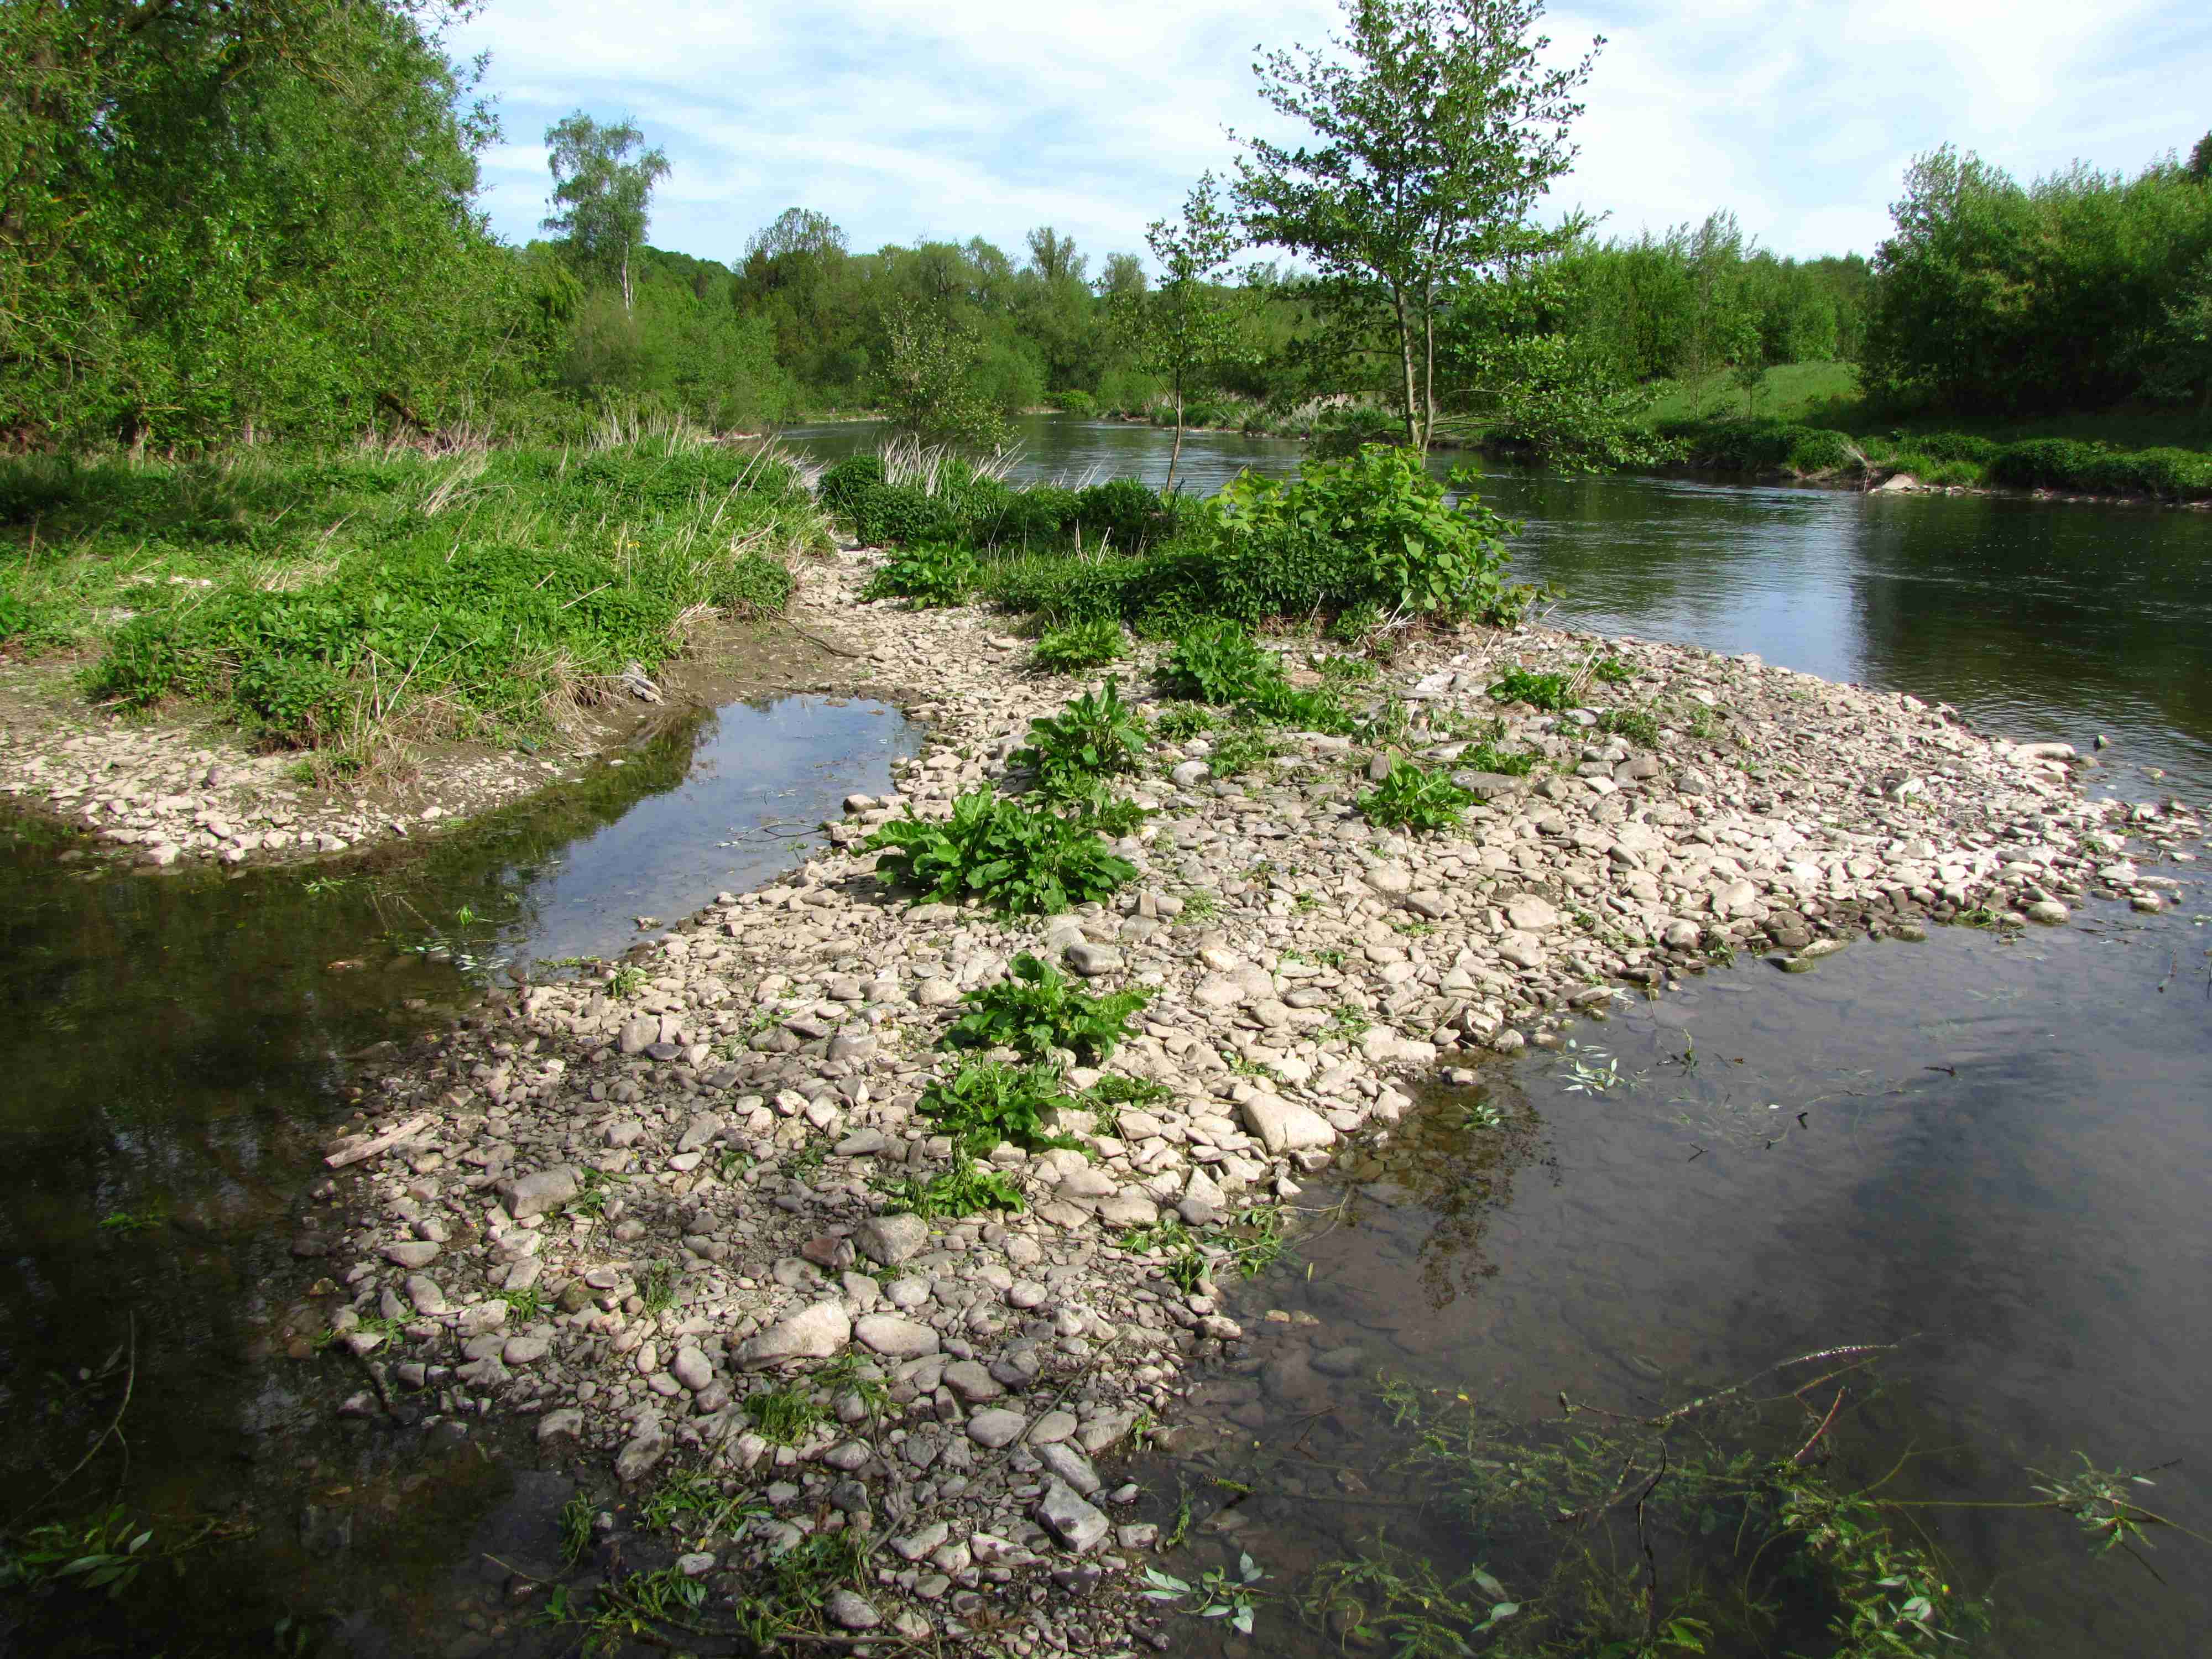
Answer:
top-left (1910, 431), bottom-right (2001, 465)
top-left (0, 587), bottom-right (34, 641)
top-left (1488, 666), bottom-right (1575, 711)
top-left (945, 952), bottom-right (1152, 1063)
top-left (1031, 619), bottom-right (1125, 673)
top-left (1159, 620), bottom-right (1282, 705)
top-left (816, 453), bottom-right (884, 517)
top-left (1359, 759), bottom-right (1477, 832)
top-left (1076, 478), bottom-right (1178, 551)
top-left (861, 543), bottom-right (975, 607)
top-left (1988, 438), bottom-right (2101, 490)
top-left (864, 788), bottom-right (1136, 914)
top-left (1594, 707), bottom-right (1661, 748)
top-left (1011, 677), bottom-right (1149, 796)
top-left (1056, 390), bottom-right (1098, 419)
top-left (915, 1060), bottom-right (1081, 1155)
top-left (1310, 404), bottom-right (1405, 459)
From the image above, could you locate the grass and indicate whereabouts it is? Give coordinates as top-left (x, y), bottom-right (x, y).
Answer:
top-left (0, 425), bottom-right (823, 773)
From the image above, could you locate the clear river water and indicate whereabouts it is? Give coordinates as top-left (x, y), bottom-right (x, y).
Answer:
top-left (1, 418), bottom-right (2205, 1656)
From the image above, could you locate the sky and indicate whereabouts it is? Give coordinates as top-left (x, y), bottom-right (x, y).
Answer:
top-left (448, 0), bottom-right (2212, 274)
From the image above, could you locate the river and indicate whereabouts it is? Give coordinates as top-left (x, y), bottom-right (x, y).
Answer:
top-left (2, 418), bottom-right (2205, 1655)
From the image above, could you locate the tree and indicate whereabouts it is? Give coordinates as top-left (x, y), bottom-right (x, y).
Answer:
top-left (880, 301), bottom-right (1009, 451)
top-left (1234, 0), bottom-right (1600, 452)
top-left (1025, 227), bottom-right (1087, 288)
top-left (1096, 253), bottom-right (1149, 301)
top-left (2190, 131), bottom-right (2212, 186)
top-left (1115, 173), bottom-right (1248, 489)
top-left (542, 112), bottom-right (669, 314)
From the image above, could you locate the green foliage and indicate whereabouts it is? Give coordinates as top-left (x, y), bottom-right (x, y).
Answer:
top-left (860, 543), bottom-right (976, 606)
top-left (1235, 0), bottom-right (1602, 452)
top-left (1113, 173), bottom-right (1255, 489)
top-left (22, 435), bottom-right (815, 754)
top-left (1011, 677), bottom-right (1150, 796)
top-left (865, 788), bottom-right (1137, 915)
top-left (1160, 620), bottom-right (1284, 704)
top-left (945, 953), bottom-right (1154, 1063)
top-left (0, 1507), bottom-right (155, 1600)
top-left (638, 1260), bottom-right (678, 1315)
top-left (882, 302), bottom-right (1012, 451)
top-left (1359, 759), bottom-right (1477, 831)
top-left (558, 1493), bottom-right (597, 1569)
top-left (1488, 666), bottom-right (1575, 711)
top-left (1591, 655), bottom-right (1634, 686)
top-left (1593, 707), bottom-right (1661, 748)
top-left (743, 1385), bottom-right (831, 1447)
top-left (878, 1153), bottom-right (1027, 1219)
top-left (1665, 416), bottom-right (1863, 476)
top-left (1864, 142), bottom-right (2212, 416)
top-left (541, 112), bottom-right (670, 304)
top-left (1031, 619), bottom-right (1126, 673)
top-left (914, 1060), bottom-right (1080, 1156)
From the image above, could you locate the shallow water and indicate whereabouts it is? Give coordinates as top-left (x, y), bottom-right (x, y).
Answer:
top-left (4, 419), bottom-right (2207, 1653)
top-left (0, 695), bottom-right (916, 1654)
top-left (790, 415), bottom-right (2212, 798)
top-left (1135, 912), bottom-right (2212, 1655)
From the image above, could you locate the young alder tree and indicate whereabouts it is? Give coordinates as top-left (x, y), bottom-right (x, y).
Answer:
top-left (1235, 0), bottom-right (1601, 453)
top-left (1114, 173), bottom-right (1248, 492)
top-left (542, 112), bottom-right (670, 315)
top-left (881, 301), bottom-right (1011, 452)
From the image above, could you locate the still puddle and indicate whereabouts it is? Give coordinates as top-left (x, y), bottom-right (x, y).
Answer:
top-left (1136, 899), bottom-right (2212, 1656)
top-left (0, 693), bottom-right (917, 1655)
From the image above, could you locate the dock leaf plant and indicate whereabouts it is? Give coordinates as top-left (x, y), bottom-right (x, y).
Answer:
top-left (864, 788), bottom-right (1135, 915)
top-left (945, 953), bottom-right (1153, 1063)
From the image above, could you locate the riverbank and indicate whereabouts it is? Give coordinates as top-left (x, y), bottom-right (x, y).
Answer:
top-left (290, 544), bottom-right (2188, 1652)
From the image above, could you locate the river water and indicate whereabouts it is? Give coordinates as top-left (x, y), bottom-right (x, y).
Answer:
top-left (2, 419), bottom-right (2206, 1655)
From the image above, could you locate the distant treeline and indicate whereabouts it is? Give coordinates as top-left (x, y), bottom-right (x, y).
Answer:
top-left (4, 0), bottom-right (2206, 452)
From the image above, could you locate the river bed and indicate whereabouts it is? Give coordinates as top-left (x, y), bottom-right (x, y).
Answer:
top-left (2, 421), bottom-right (2206, 1656)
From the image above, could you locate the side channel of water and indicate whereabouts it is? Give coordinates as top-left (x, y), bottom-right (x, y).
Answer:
top-left (0, 695), bottom-right (917, 1654)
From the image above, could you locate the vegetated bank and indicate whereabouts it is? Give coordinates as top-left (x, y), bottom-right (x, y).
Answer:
top-left (276, 442), bottom-right (2180, 1655)
top-left (0, 424), bottom-right (830, 865)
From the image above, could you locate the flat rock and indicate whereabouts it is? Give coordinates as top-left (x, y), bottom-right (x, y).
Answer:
top-left (1504, 894), bottom-right (1560, 931)
top-left (614, 1417), bottom-right (668, 1484)
top-left (1036, 1477), bottom-right (1109, 1553)
top-left (967, 1408), bottom-right (1027, 1448)
top-left (735, 1301), bottom-right (851, 1369)
top-left (381, 1240), bottom-right (440, 1269)
top-left (497, 1165), bottom-right (579, 1220)
top-left (857, 1213), bottom-right (929, 1266)
top-left (854, 1314), bottom-right (941, 1358)
top-left (1238, 1094), bottom-right (1335, 1155)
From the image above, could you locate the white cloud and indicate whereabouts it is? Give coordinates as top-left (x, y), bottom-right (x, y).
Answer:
top-left (450, 0), bottom-right (2212, 270)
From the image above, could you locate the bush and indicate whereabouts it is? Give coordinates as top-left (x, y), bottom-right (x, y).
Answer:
top-left (914, 1061), bottom-right (1079, 1156)
top-left (1310, 404), bottom-right (1405, 459)
top-left (1987, 438), bottom-right (2101, 490)
top-left (861, 544), bottom-right (975, 607)
top-left (1909, 431), bottom-right (2001, 465)
top-left (1487, 665), bottom-right (1575, 711)
top-left (1010, 677), bottom-right (1149, 797)
top-left (864, 788), bottom-right (1136, 914)
top-left (1031, 619), bottom-right (1125, 673)
top-left (1055, 390), bottom-right (1098, 419)
top-left (945, 952), bottom-right (1152, 1064)
top-left (1157, 620), bottom-right (1350, 732)
top-left (1359, 759), bottom-right (1477, 832)
top-left (1667, 418), bottom-right (1858, 476)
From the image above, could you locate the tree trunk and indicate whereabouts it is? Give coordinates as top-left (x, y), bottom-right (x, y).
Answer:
top-left (1393, 289), bottom-right (1420, 451)
top-left (1421, 285), bottom-right (1437, 455)
top-left (1167, 372), bottom-right (1185, 494)
top-left (621, 246), bottom-right (634, 317)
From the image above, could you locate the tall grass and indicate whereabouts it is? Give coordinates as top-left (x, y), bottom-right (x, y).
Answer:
top-left (0, 426), bottom-right (828, 771)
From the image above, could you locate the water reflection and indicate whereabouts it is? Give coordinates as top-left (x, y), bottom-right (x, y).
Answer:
top-left (0, 693), bottom-right (917, 1653)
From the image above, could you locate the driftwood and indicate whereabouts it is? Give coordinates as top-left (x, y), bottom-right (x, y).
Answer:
top-left (325, 1113), bottom-right (433, 1169)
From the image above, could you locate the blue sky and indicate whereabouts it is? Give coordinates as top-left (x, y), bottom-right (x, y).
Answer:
top-left (449, 0), bottom-right (2212, 273)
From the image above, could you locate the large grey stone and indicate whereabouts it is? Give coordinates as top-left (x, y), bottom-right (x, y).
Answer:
top-left (942, 1359), bottom-right (1005, 1403)
top-left (854, 1314), bottom-right (940, 1358)
top-left (381, 1240), bottom-right (440, 1269)
top-left (1238, 1093), bottom-right (1335, 1155)
top-left (1037, 1441), bottom-right (1102, 1495)
top-left (1036, 1477), bottom-right (1109, 1553)
top-left (497, 1165), bottom-right (580, 1220)
top-left (735, 1301), bottom-right (851, 1369)
top-left (614, 1416), bottom-right (668, 1483)
top-left (1504, 894), bottom-right (1560, 931)
top-left (1064, 942), bottom-right (1123, 978)
top-left (856, 1213), bottom-right (929, 1266)
top-left (967, 1408), bottom-right (1027, 1448)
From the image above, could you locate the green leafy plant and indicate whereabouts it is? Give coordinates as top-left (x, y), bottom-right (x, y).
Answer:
top-left (945, 952), bottom-right (1152, 1063)
top-left (1155, 704), bottom-right (1217, 742)
top-left (1595, 707), bottom-right (1661, 748)
top-left (607, 963), bottom-right (647, 999)
top-left (1160, 618), bottom-right (1282, 705)
top-left (1488, 666), bottom-right (1576, 711)
top-left (1359, 759), bottom-right (1477, 831)
top-left (639, 1259), bottom-right (677, 1314)
top-left (96, 1209), bottom-right (164, 1235)
top-left (743, 1385), bottom-right (831, 1447)
top-left (860, 541), bottom-right (976, 607)
top-left (877, 1152), bottom-right (1027, 1218)
top-left (0, 1508), bottom-right (155, 1600)
top-left (1031, 619), bottom-right (1126, 672)
top-left (865, 788), bottom-right (1137, 915)
top-left (914, 1060), bottom-right (1079, 1155)
top-left (1592, 655), bottom-right (1635, 686)
top-left (1011, 676), bottom-right (1149, 796)
top-left (559, 1492), bottom-right (598, 1569)
top-left (1142, 1552), bottom-right (1266, 1636)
